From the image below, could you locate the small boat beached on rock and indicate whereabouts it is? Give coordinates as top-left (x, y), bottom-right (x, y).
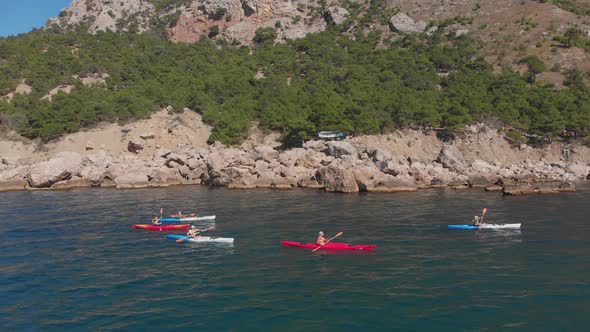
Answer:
top-left (281, 241), bottom-right (376, 251)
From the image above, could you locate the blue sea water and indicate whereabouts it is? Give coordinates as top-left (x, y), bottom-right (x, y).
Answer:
top-left (1, 185), bottom-right (588, 331)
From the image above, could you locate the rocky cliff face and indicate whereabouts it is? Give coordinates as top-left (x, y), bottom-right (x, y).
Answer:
top-left (1, 119), bottom-right (588, 194)
top-left (47, 0), bottom-right (155, 33)
top-left (47, 0), bottom-right (350, 45)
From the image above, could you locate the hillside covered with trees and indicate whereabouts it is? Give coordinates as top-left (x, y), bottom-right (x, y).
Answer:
top-left (0, 25), bottom-right (589, 145)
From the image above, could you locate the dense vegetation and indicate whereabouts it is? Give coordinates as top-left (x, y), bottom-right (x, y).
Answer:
top-left (0, 27), bottom-right (588, 145)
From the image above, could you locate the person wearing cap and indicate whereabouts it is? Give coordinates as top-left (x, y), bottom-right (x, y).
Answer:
top-left (317, 231), bottom-right (327, 245)
top-left (187, 225), bottom-right (200, 238)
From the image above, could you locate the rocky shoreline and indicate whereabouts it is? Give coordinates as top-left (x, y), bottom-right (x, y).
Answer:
top-left (1, 125), bottom-right (588, 195)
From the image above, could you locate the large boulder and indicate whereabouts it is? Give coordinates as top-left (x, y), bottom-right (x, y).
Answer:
top-left (114, 173), bottom-right (150, 189)
top-left (437, 145), bottom-right (467, 173)
top-left (377, 155), bottom-right (410, 176)
top-left (471, 160), bottom-right (500, 174)
top-left (302, 140), bottom-right (326, 152)
top-left (271, 177), bottom-right (294, 189)
top-left (27, 152), bottom-right (83, 188)
top-left (369, 148), bottom-right (391, 163)
top-left (165, 152), bottom-right (188, 168)
top-left (228, 175), bottom-right (258, 189)
top-left (565, 163), bottom-right (590, 179)
top-left (318, 165), bottom-right (359, 193)
top-left (409, 162), bottom-right (433, 186)
top-left (389, 13), bottom-right (427, 34)
top-left (278, 148), bottom-right (322, 168)
top-left (149, 166), bottom-right (184, 185)
top-left (324, 6), bottom-right (349, 25)
top-left (354, 166), bottom-right (417, 192)
top-left (0, 166), bottom-right (29, 191)
top-left (251, 146), bottom-right (278, 163)
top-left (127, 137), bottom-right (144, 154)
top-left (324, 141), bottom-right (355, 158)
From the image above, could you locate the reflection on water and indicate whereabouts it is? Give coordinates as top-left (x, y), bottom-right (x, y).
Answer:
top-left (0, 184), bottom-right (589, 331)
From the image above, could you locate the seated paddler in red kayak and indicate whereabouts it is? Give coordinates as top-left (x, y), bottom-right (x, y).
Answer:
top-left (317, 231), bottom-right (327, 245)
top-left (152, 216), bottom-right (162, 225)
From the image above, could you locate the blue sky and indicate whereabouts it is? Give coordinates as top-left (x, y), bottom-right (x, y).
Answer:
top-left (0, 0), bottom-right (72, 37)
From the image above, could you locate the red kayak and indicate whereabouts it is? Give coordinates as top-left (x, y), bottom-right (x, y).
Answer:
top-left (133, 224), bottom-right (190, 231)
top-left (281, 241), bottom-right (376, 251)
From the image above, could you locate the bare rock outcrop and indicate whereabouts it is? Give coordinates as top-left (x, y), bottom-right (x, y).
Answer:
top-left (47, 0), bottom-right (154, 34)
top-left (0, 166), bottom-right (29, 191)
top-left (318, 165), bottom-right (359, 193)
top-left (437, 145), bottom-right (468, 173)
top-left (389, 13), bottom-right (427, 34)
top-left (324, 6), bottom-right (349, 25)
top-left (354, 166), bottom-right (417, 192)
top-left (503, 182), bottom-right (576, 195)
top-left (325, 141), bottom-right (356, 158)
top-left (27, 152), bottom-right (83, 188)
top-left (128, 138), bottom-right (144, 154)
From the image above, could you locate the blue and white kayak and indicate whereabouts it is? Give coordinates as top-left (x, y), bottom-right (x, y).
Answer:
top-left (160, 215), bottom-right (216, 223)
top-left (166, 234), bottom-right (234, 243)
top-left (448, 223), bottom-right (521, 230)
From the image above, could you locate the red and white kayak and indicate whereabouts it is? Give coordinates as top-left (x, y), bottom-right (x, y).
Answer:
top-left (281, 241), bottom-right (376, 251)
top-left (133, 224), bottom-right (190, 231)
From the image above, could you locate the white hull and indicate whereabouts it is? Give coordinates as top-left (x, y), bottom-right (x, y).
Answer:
top-left (186, 236), bottom-right (234, 243)
top-left (179, 215), bottom-right (216, 221)
top-left (478, 223), bottom-right (521, 229)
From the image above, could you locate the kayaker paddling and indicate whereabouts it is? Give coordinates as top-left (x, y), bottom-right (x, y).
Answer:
top-left (472, 216), bottom-right (482, 226)
top-left (187, 225), bottom-right (200, 238)
top-left (317, 231), bottom-right (327, 245)
top-left (472, 208), bottom-right (488, 227)
top-left (152, 216), bottom-right (162, 225)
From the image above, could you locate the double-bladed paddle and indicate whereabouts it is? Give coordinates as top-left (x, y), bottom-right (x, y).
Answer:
top-left (176, 225), bottom-right (216, 243)
top-left (312, 231), bottom-right (343, 252)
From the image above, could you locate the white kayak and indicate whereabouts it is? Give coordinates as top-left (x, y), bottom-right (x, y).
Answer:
top-left (160, 215), bottom-right (216, 223)
top-left (448, 223), bottom-right (521, 230)
top-left (167, 235), bottom-right (234, 243)
top-left (178, 215), bottom-right (216, 221)
top-left (479, 223), bottom-right (521, 229)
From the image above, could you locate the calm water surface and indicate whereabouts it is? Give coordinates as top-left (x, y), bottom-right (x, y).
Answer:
top-left (1, 184), bottom-right (589, 331)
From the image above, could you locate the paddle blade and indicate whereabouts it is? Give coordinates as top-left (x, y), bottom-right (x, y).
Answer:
top-left (335, 231), bottom-right (344, 237)
top-left (482, 208), bottom-right (488, 215)
top-left (160, 208), bottom-right (164, 214)
top-left (176, 238), bottom-right (185, 243)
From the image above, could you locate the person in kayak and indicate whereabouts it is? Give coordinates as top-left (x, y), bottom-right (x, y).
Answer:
top-left (187, 225), bottom-right (201, 238)
top-left (152, 216), bottom-right (162, 225)
top-left (472, 215), bottom-right (483, 226)
top-left (317, 231), bottom-right (327, 245)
